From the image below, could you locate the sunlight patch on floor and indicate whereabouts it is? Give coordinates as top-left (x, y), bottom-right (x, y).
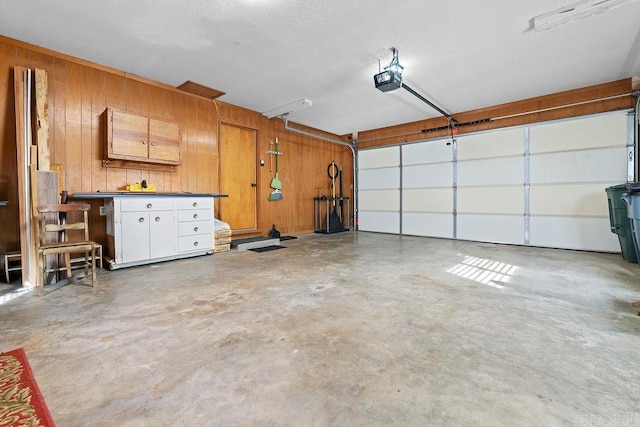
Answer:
top-left (447, 255), bottom-right (519, 289)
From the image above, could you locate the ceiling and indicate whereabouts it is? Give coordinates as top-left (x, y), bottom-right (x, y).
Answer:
top-left (1, 0), bottom-right (640, 136)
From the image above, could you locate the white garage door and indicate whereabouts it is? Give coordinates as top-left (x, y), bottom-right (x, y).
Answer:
top-left (357, 111), bottom-right (632, 252)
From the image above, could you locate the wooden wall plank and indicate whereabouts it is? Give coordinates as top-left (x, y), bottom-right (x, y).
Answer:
top-left (165, 90), bottom-right (183, 193)
top-left (81, 66), bottom-right (92, 192)
top-left (91, 69), bottom-right (107, 192)
top-left (64, 62), bottom-right (82, 193)
top-left (196, 98), bottom-right (210, 194)
top-left (52, 58), bottom-right (66, 170)
top-left (184, 96), bottom-right (197, 192)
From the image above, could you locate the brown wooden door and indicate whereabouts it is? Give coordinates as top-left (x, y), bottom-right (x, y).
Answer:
top-left (219, 123), bottom-right (257, 231)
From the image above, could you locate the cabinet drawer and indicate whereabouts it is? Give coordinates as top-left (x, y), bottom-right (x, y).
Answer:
top-left (178, 221), bottom-right (213, 237)
top-left (178, 235), bottom-right (213, 252)
top-left (177, 197), bottom-right (212, 210)
top-left (120, 198), bottom-right (175, 212)
top-left (178, 209), bottom-right (211, 222)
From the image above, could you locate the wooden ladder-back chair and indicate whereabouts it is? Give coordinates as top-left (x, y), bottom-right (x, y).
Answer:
top-left (37, 203), bottom-right (98, 295)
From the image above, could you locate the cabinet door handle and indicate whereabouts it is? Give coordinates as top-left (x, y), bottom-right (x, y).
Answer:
top-left (192, 202), bottom-right (198, 207)
top-left (155, 217), bottom-right (160, 222)
top-left (147, 203), bottom-right (152, 209)
top-left (142, 139), bottom-right (146, 145)
top-left (194, 226), bottom-right (199, 232)
top-left (150, 142), bottom-right (155, 146)
top-left (193, 213), bottom-right (198, 219)
top-left (139, 217), bottom-right (145, 223)
top-left (193, 241), bottom-right (199, 247)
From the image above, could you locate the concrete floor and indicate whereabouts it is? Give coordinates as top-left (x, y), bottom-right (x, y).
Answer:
top-left (1, 232), bottom-right (640, 426)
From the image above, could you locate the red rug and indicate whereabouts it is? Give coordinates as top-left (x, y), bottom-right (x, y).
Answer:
top-left (0, 348), bottom-right (55, 426)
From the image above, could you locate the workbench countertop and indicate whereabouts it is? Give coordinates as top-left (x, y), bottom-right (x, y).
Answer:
top-left (70, 192), bottom-right (228, 199)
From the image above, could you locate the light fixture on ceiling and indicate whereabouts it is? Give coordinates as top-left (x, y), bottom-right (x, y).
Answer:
top-left (532, 0), bottom-right (639, 32)
top-left (373, 47), bottom-right (456, 125)
top-left (262, 98), bottom-right (312, 119)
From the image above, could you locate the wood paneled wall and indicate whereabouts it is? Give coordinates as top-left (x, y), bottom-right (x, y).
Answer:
top-left (0, 36), bottom-right (352, 254)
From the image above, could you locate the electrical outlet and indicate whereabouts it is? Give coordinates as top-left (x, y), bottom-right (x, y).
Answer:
top-left (99, 206), bottom-right (106, 216)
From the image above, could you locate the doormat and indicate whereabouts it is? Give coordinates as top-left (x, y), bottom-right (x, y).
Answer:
top-left (279, 236), bottom-right (298, 241)
top-left (248, 245), bottom-right (286, 253)
top-left (0, 348), bottom-right (55, 426)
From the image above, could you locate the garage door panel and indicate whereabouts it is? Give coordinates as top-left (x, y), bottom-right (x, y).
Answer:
top-left (458, 214), bottom-right (524, 245)
top-left (529, 216), bottom-right (620, 251)
top-left (530, 147), bottom-right (627, 184)
top-left (359, 146), bottom-right (400, 169)
top-left (530, 183), bottom-right (613, 217)
top-left (359, 211), bottom-right (400, 234)
top-left (403, 163), bottom-right (453, 189)
top-left (458, 186), bottom-right (523, 215)
top-left (403, 212), bottom-right (453, 238)
top-left (402, 139), bottom-right (452, 165)
top-left (530, 113), bottom-right (627, 154)
top-left (359, 190), bottom-right (400, 211)
top-left (457, 128), bottom-right (523, 160)
top-left (359, 168), bottom-right (400, 190)
top-left (458, 157), bottom-right (523, 186)
top-left (403, 188), bottom-right (452, 213)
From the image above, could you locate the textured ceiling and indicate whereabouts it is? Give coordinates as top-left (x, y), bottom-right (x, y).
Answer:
top-left (1, 0), bottom-right (640, 136)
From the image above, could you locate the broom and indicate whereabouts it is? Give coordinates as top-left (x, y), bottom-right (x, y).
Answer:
top-left (269, 138), bottom-right (283, 201)
top-left (270, 137), bottom-right (282, 190)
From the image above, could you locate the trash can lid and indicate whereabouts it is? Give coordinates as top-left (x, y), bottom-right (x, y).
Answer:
top-left (606, 183), bottom-right (628, 191)
top-left (626, 182), bottom-right (640, 194)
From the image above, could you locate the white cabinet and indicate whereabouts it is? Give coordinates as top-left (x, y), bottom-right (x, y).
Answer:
top-left (106, 195), bottom-right (214, 269)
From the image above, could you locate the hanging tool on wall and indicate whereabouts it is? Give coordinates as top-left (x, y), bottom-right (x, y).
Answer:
top-left (268, 137), bottom-right (283, 201)
top-left (327, 161), bottom-right (343, 231)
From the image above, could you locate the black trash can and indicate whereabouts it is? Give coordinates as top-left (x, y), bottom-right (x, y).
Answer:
top-left (605, 184), bottom-right (638, 263)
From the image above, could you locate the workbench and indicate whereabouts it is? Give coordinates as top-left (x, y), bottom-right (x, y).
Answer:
top-left (72, 192), bottom-right (227, 270)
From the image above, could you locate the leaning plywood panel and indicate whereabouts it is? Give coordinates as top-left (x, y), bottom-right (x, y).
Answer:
top-left (14, 66), bottom-right (37, 287)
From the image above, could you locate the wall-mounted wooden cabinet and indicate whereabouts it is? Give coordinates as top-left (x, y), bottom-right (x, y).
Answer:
top-left (105, 107), bottom-right (181, 165)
